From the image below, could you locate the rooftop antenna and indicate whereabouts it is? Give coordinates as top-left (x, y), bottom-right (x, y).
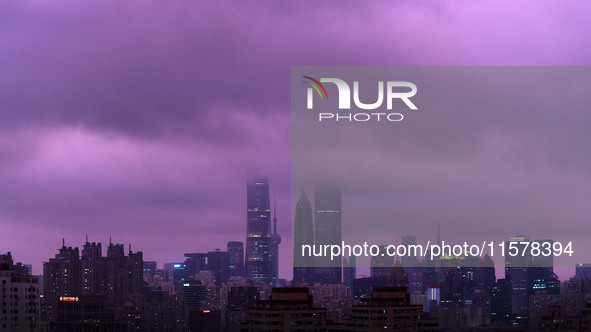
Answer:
top-left (273, 197), bottom-right (279, 234)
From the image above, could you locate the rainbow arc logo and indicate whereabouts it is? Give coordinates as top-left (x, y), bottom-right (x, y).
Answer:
top-left (302, 76), bottom-right (328, 100)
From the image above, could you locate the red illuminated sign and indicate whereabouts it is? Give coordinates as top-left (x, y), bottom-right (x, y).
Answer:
top-left (59, 296), bottom-right (79, 302)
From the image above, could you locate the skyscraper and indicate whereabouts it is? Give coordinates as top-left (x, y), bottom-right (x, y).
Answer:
top-left (104, 242), bottom-right (144, 306)
top-left (401, 235), bottom-right (419, 267)
top-left (227, 241), bottom-right (245, 277)
top-left (245, 175), bottom-right (273, 283)
top-left (343, 255), bottom-right (356, 289)
top-left (314, 184), bottom-right (342, 284)
top-left (184, 252), bottom-right (208, 279)
top-left (370, 245), bottom-right (395, 277)
top-left (505, 236), bottom-right (531, 319)
top-left (532, 239), bottom-right (554, 277)
top-left (207, 249), bottom-right (231, 283)
top-left (293, 191), bottom-right (314, 283)
top-left (490, 278), bottom-right (512, 324)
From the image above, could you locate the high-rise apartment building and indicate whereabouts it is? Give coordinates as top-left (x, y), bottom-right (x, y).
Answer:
top-left (43, 239), bottom-right (144, 320)
top-left (0, 254), bottom-right (40, 332)
top-left (43, 240), bottom-right (81, 319)
top-left (81, 238), bottom-right (103, 296)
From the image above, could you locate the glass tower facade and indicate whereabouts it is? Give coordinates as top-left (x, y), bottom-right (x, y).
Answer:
top-left (293, 192), bottom-right (315, 283)
top-left (245, 175), bottom-right (273, 283)
top-left (313, 184), bottom-right (342, 284)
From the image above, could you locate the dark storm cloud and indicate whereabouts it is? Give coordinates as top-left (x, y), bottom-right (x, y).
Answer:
top-left (3, 1), bottom-right (588, 138)
top-left (0, 1), bottom-right (391, 139)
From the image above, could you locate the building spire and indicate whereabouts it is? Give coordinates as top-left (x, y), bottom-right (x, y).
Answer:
top-left (62, 238), bottom-right (65, 247)
top-left (86, 234), bottom-right (88, 243)
top-left (273, 197), bottom-right (278, 234)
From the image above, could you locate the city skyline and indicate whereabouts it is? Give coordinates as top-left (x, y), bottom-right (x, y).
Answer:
top-left (8, 227), bottom-right (584, 282)
top-left (3, 229), bottom-right (590, 330)
top-left (3, 0), bottom-right (591, 285)
top-left (1, 166), bottom-right (585, 284)
top-left (0, 230), bottom-right (585, 280)
top-left (3, 1), bottom-right (591, 330)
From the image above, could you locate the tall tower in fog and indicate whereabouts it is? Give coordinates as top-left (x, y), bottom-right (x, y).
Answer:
top-left (245, 175), bottom-right (273, 283)
top-left (314, 184), bottom-right (342, 284)
top-left (293, 192), bottom-right (314, 283)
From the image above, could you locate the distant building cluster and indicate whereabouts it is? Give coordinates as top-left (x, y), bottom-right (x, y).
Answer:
top-left (4, 176), bottom-right (591, 331)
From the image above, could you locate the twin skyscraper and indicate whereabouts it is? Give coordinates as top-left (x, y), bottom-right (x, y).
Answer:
top-left (293, 184), bottom-right (343, 284)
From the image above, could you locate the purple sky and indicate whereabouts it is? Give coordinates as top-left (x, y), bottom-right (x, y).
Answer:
top-left (1, 1), bottom-right (591, 278)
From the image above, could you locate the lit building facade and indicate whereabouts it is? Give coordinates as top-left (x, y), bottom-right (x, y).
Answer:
top-left (346, 287), bottom-right (438, 331)
top-left (240, 288), bottom-right (331, 332)
top-left (245, 175), bottom-right (273, 284)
